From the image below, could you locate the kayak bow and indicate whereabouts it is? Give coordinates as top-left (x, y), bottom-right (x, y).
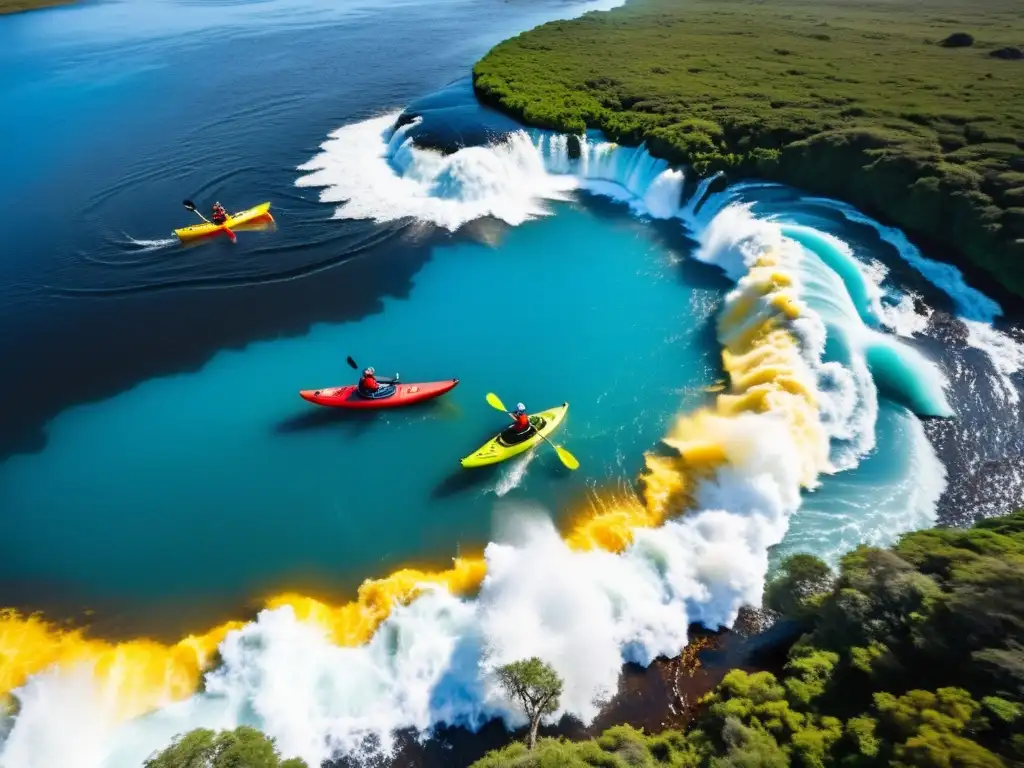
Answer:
top-left (299, 379), bottom-right (459, 409)
top-left (460, 403), bottom-right (569, 468)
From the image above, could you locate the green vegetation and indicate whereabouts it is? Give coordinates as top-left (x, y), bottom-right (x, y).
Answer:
top-left (472, 725), bottom-right (699, 768)
top-left (471, 511), bottom-right (1024, 767)
top-left (497, 657), bottom-right (565, 749)
top-left (144, 726), bottom-right (307, 768)
top-left (473, 0), bottom-right (1024, 295)
top-left (0, 0), bottom-right (75, 13)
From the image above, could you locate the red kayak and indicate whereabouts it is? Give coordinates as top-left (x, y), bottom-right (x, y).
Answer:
top-left (299, 379), bottom-right (459, 409)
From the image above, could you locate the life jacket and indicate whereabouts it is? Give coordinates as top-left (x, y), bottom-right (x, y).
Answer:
top-left (212, 207), bottom-right (227, 223)
top-left (360, 374), bottom-right (379, 392)
top-left (513, 412), bottom-right (531, 432)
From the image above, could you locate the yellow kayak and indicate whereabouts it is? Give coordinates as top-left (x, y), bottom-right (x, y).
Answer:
top-left (174, 202), bottom-right (273, 242)
top-left (461, 403), bottom-right (569, 468)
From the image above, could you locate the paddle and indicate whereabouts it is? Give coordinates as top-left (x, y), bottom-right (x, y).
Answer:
top-left (183, 199), bottom-right (236, 243)
top-left (485, 392), bottom-right (579, 470)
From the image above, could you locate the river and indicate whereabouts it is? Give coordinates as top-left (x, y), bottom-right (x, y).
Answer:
top-left (1, 0), bottom-right (1022, 766)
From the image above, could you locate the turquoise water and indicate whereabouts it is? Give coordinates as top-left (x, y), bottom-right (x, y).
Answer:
top-left (0, 203), bottom-right (721, 625)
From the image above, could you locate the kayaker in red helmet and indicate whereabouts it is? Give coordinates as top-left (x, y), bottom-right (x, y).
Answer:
top-left (359, 366), bottom-right (399, 396)
top-left (211, 202), bottom-right (228, 225)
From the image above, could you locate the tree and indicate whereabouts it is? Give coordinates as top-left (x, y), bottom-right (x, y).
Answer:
top-left (495, 657), bottom-right (564, 750)
top-left (764, 554), bottom-right (834, 622)
top-left (143, 726), bottom-right (307, 768)
top-left (783, 646), bottom-right (839, 709)
top-left (710, 717), bottom-right (789, 768)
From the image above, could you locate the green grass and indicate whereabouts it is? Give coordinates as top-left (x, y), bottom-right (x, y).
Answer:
top-left (473, 0), bottom-right (1024, 296)
top-left (0, 0), bottom-right (75, 13)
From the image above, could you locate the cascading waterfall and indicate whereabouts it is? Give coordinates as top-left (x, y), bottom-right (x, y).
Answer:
top-left (295, 115), bottom-right (687, 229)
top-left (0, 111), bottom-right (979, 768)
top-left (533, 133), bottom-right (686, 218)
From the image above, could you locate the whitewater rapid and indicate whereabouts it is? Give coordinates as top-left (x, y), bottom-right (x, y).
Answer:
top-left (7, 111), bottom-right (1021, 768)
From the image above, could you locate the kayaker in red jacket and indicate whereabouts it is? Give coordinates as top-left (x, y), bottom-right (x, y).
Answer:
top-left (211, 202), bottom-right (228, 224)
top-left (359, 367), bottom-right (398, 396)
top-left (510, 403), bottom-right (532, 434)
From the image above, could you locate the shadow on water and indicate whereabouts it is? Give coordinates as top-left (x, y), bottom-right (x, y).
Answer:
top-left (431, 464), bottom-right (500, 499)
top-left (273, 406), bottom-right (380, 435)
top-left (431, 422), bottom-right (509, 498)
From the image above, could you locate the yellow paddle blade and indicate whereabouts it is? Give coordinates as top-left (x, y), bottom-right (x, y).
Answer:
top-left (554, 445), bottom-right (580, 471)
top-left (485, 392), bottom-right (507, 412)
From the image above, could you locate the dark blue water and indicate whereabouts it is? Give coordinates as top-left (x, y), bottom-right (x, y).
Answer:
top-left (0, 0), bottom-right (619, 459)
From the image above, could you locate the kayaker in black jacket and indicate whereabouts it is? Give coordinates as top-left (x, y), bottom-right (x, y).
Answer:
top-left (211, 202), bottom-right (228, 224)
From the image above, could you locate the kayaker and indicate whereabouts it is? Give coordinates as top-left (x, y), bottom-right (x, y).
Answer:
top-left (211, 202), bottom-right (228, 225)
top-left (509, 403), bottom-right (533, 436)
top-left (358, 367), bottom-right (398, 396)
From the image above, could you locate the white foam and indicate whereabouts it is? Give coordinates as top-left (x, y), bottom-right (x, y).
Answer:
top-left (964, 320), bottom-right (1024, 404)
top-left (296, 115), bottom-right (577, 230)
top-left (880, 293), bottom-right (933, 338)
top-left (123, 235), bottom-right (178, 252)
top-left (493, 451), bottom-right (536, 497)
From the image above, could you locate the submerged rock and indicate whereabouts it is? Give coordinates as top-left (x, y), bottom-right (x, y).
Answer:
top-left (990, 46), bottom-right (1023, 60)
top-left (567, 134), bottom-right (582, 159)
top-left (939, 32), bottom-right (974, 48)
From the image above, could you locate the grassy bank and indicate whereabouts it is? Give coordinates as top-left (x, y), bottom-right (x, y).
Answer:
top-left (473, 0), bottom-right (1024, 297)
top-left (0, 0), bottom-right (74, 13)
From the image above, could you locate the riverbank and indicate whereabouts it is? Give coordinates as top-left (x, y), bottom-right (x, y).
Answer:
top-left (464, 513), bottom-right (1024, 766)
top-left (0, 0), bottom-right (74, 13)
top-left (473, 0), bottom-right (1024, 299)
top-left (333, 617), bottom-right (795, 768)
top-left (158, 512), bottom-right (1024, 767)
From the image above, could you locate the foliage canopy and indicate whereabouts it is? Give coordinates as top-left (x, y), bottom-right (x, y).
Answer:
top-left (144, 726), bottom-right (307, 768)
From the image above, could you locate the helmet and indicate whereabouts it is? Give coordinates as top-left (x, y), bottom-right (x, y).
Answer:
top-left (516, 402), bottom-right (526, 413)
top-left (214, 202), bottom-right (221, 207)
top-left (364, 367), bottom-right (375, 375)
